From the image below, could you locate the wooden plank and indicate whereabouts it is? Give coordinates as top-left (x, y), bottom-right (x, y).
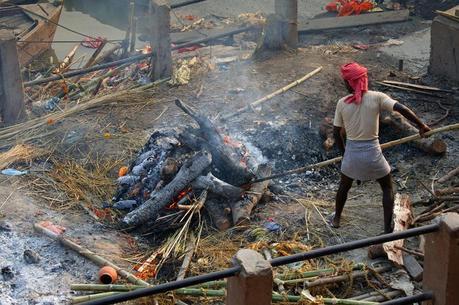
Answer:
top-left (299, 10), bottom-right (410, 33)
top-left (0, 30), bottom-right (25, 125)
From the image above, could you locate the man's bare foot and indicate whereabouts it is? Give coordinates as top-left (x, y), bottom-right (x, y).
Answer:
top-left (327, 212), bottom-right (340, 228)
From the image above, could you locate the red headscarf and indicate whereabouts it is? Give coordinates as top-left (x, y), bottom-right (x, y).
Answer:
top-left (341, 62), bottom-right (368, 105)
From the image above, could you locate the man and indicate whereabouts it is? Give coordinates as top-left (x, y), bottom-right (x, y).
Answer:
top-left (331, 62), bottom-right (431, 233)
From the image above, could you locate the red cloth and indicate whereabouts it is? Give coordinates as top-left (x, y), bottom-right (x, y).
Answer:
top-left (325, 0), bottom-right (374, 16)
top-left (341, 62), bottom-right (368, 105)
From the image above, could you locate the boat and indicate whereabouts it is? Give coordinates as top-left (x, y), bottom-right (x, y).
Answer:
top-left (0, 1), bottom-right (63, 66)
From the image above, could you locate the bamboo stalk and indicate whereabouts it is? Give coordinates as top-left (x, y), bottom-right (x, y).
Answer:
top-left (34, 222), bottom-right (150, 286)
top-left (250, 123), bottom-right (459, 184)
top-left (84, 39), bottom-right (107, 68)
top-left (351, 288), bottom-right (392, 300)
top-left (176, 232), bottom-right (196, 280)
top-left (71, 284), bottom-right (146, 292)
top-left (54, 44), bottom-right (79, 74)
top-left (300, 266), bottom-right (390, 288)
top-left (221, 67), bottom-right (323, 120)
top-left (382, 80), bottom-right (454, 93)
top-left (71, 292), bottom-right (120, 304)
top-left (362, 290), bottom-right (403, 302)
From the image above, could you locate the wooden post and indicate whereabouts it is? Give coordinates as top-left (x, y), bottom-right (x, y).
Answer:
top-left (226, 249), bottom-right (273, 305)
top-left (123, 0), bottom-right (135, 57)
top-left (149, 0), bottom-right (172, 81)
top-left (274, 0), bottom-right (298, 48)
top-left (0, 30), bottom-right (25, 125)
top-left (422, 213), bottom-right (459, 305)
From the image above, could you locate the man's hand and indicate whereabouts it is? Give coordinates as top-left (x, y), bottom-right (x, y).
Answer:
top-left (418, 123), bottom-right (432, 138)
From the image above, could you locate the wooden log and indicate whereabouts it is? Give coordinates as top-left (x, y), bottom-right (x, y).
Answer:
top-left (192, 173), bottom-right (243, 200)
top-left (435, 187), bottom-right (459, 196)
top-left (0, 30), bottom-right (25, 125)
top-left (381, 112), bottom-right (447, 155)
top-left (231, 164), bottom-right (272, 226)
top-left (84, 39), bottom-right (107, 68)
top-left (53, 44), bottom-right (79, 74)
top-left (176, 99), bottom-right (254, 185)
top-left (253, 14), bottom-right (285, 54)
top-left (149, 0), bottom-right (172, 80)
top-left (205, 195), bottom-right (232, 231)
top-left (130, 17), bottom-right (138, 54)
top-left (122, 151), bottom-right (212, 228)
top-left (383, 194), bottom-right (413, 266)
top-left (123, 0), bottom-right (135, 57)
top-left (319, 117), bottom-right (335, 151)
top-left (437, 166), bottom-right (459, 184)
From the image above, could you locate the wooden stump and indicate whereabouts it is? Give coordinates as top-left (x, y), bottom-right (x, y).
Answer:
top-left (149, 0), bottom-right (172, 81)
top-left (275, 0), bottom-right (298, 48)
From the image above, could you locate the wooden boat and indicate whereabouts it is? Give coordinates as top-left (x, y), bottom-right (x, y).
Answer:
top-left (0, 1), bottom-right (63, 66)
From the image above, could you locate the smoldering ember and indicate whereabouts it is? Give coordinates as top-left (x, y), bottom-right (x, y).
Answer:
top-left (0, 0), bottom-right (459, 305)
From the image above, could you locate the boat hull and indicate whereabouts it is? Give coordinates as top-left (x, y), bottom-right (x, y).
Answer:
top-left (16, 3), bottom-right (63, 66)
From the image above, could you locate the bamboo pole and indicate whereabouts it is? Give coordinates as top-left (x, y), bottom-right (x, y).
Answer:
top-left (130, 17), bottom-right (138, 54)
top-left (123, 0), bottom-right (135, 57)
top-left (34, 222), bottom-right (150, 286)
top-left (84, 39), bottom-right (108, 68)
top-left (71, 292), bottom-right (120, 304)
top-left (71, 284), bottom-right (146, 292)
top-left (176, 233), bottom-right (196, 280)
top-left (351, 288), bottom-right (392, 300)
top-left (250, 123), bottom-right (459, 184)
top-left (221, 67), bottom-right (323, 120)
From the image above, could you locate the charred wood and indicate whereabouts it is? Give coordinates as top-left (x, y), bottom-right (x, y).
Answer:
top-left (122, 151), bottom-right (212, 228)
top-left (205, 195), bottom-right (232, 231)
top-left (191, 173), bottom-right (243, 200)
top-left (381, 112), bottom-right (447, 155)
top-left (175, 99), bottom-right (254, 185)
top-left (231, 164), bottom-right (272, 226)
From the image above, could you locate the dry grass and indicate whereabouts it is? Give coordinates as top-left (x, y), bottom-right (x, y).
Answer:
top-left (0, 144), bottom-right (46, 170)
top-left (29, 156), bottom-right (122, 211)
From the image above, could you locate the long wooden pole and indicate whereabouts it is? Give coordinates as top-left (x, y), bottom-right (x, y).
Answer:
top-left (249, 123), bottom-right (459, 184)
top-left (221, 67), bottom-right (323, 120)
top-left (34, 222), bottom-right (150, 286)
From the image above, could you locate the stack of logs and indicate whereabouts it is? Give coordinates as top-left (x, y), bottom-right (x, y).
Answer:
top-left (113, 99), bottom-right (271, 231)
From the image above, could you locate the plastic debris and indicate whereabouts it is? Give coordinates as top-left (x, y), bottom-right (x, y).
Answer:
top-left (113, 200), bottom-right (138, 210)
top-left (1, 168), bottom-right (28, 176)
top-left (264, 219), bottom-right (282, 233)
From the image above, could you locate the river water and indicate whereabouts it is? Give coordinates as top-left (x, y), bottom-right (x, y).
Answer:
top-left (51, 0), bottom-right (136, 62)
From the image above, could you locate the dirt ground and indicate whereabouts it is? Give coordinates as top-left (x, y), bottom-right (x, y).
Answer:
top-left (1, 17), bottom-right (458, 305)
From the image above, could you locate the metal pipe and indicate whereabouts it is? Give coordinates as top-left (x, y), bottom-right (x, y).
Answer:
top-left (81, 266), bottom-right (241, 305)
top-left (81, 224), bottom-right (438, 305)
top-left (269, 223), bottom-right (439, 267)
top-left (23, 26), bottom-right (253, 88)
top-left (171, 0), bottom-right (208, 9)
top-left (380, 292), bottom-right (433, 305)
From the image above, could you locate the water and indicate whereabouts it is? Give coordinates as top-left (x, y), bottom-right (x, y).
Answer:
top-left (51, 0), bottom-right (139, 62)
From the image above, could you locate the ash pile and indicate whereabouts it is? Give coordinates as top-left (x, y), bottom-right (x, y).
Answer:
top-left (112, 99), bottom-right (271, 231)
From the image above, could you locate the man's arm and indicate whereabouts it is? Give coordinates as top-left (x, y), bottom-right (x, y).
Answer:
top-left (333, 126), bottom-right (345, 154)
top-left (393, 102), bottom-right (431, 137)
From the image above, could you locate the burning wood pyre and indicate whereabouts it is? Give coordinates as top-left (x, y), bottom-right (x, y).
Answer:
top-left (112, 99), bottom-right (270, 231)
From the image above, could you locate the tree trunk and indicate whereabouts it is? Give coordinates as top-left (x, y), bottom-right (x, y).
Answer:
top-left (231, 164), bottom-right (272, 226)
top-left (381, 112), bottom-right (447, 155)
top-left (122, 151), bottom-right (212, 228)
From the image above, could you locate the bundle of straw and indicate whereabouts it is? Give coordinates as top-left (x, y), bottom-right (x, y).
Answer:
top-left (0, 144), bottom-right (43, 170)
